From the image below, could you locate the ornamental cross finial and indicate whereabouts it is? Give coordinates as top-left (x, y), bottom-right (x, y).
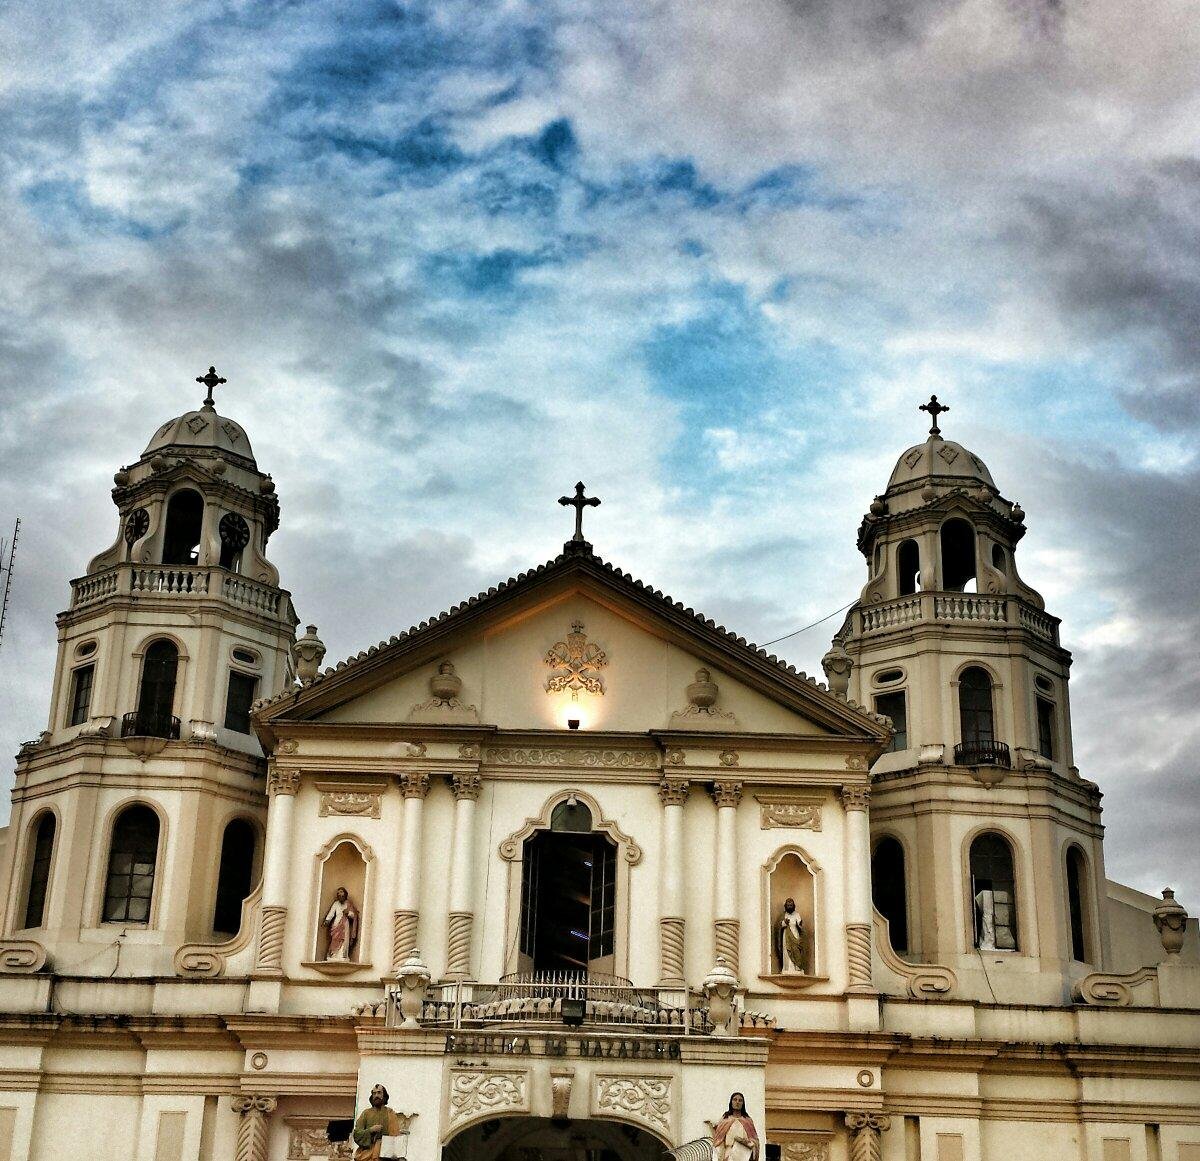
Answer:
top-left (559, 481), bottom-right (600, 551)
top-left (196, 365), bottom-right (227, 408)
top-left (919, 393), bottom-right (949, 437)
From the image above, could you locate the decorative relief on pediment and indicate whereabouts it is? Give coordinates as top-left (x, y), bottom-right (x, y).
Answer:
top-left (319, 791), bottom-right (381, 819)
top-left (594, 1075), bottom-right (671, 1133)
top-left (757, 795), bottom-right (823, 831)
top-left (448, 1070), bottom-right (528, 1126)
top-left (544, 621), bottom-right (608, 697)
top-left (486, 746), bottom-right (657, 770)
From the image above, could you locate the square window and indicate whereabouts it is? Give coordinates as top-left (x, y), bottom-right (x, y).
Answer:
top-left (224, 670), bottom-right (259, 734)
top-left (68, 665), bottom-right (95, 726)
top-left (875, 690), bottom-right (908, 751)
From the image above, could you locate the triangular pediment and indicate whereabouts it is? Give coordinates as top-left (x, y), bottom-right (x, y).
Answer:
top-left (258, 553), bottom-right (888, 742)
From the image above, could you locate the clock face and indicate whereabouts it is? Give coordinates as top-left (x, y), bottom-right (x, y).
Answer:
top-left (219, 512), bottom-right (251, 551)
top-left (124, 508), bottom-right (150, 545)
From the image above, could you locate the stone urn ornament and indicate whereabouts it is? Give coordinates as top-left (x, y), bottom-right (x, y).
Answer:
top-left (686, 669), bottom-right (719, 710)
top-left (395, 949), bottom-right (432, 1029)
top-left (1153, 888), bottom-right (1189, 957)
top-left (429, 660), bottom-right (463, 706)
top-left (293, 625), bottom-right (327, 684)
top-left (821, 642), bottom-right (852, 698)
top-left (702, 956), bottom-right (740, 1037)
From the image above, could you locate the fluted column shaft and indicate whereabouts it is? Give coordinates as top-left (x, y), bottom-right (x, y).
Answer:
top-left (393, 772), bottom-right (430, 970)
top-left (711, 781), bottom-right (742, 974)
top-left (842, 785), bottom-right (873, 991)
top-left (231, 1096), bottom-right (277, 1161)
top-left (445, 773), bottom-right (482, 978)
top-left (255, 768), bottom-right (298, 974)
top-left (658, 778), bottom-right (689, 986)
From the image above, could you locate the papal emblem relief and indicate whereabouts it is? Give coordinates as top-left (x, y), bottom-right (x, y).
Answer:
top-left (544, 620), bottom-right (608, 698)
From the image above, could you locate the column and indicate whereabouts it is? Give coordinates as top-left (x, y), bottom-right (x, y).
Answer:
top-left (845, 1112), bottom-right (890, 1161)
top-left (231, 1095), bottom-right (277, 1161)
top-left (254, 767), bottom-right (299, 975)
top-left (445, 773), bottom-right (482, 978)
top-left (711, 780), bottom-right (742, 975)
top-left (841, 784), bottom-right (873, 991)
top-left (392, 772), bottom-right (430, 971)
top-left (657, 777), bottom-right (690, 987)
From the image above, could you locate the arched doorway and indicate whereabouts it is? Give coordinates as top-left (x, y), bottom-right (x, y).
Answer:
top-left (444, 1116), bottom-right (665, 1161)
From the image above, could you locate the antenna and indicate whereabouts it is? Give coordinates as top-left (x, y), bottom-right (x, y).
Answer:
top-left (0, 517), bottom-right (20, 658)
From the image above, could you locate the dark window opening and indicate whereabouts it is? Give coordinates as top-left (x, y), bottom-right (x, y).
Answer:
top-left (958, 667), bottom-right (994, 745)
top-left (873, 543), bottom-right (882, 576)
top-left (224, 670), bottom-right (258, 734)
top-left (875, 690), bottom-right (908, 752)
top-left (161, 489), bottom-right (204, 566)
top-left (970, 832), bottom-right (1017, 951)
top-left (1066, 846), bottom-right (1090, 962)
top-left (872, 836), bottom-right (908, 953)
top-left (940, 518), bottom-right (977, 592)
top-left (992, 543), bottom-right (1006, 572)
top-left (23, 813), bottom-right (56, 929)
top-left (897, 539), bottom-right (920, 595)
top-left (103, 805), bottom-right (159, 924)
top-left (550, 799), bottom-right (593, 833)
top-left (213, 819), bottom-right (256, 935)
top-left (520, 827), bottom-right (617, 972)
top-left (1036, 697), bottom-right (1055, 760)
top-left (68, 664), bottom-right (94, 726)
top-left (134, 639), bottom-right (178, 737)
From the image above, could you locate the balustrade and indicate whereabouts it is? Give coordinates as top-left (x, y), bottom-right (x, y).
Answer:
top-left (859, 592), bottom-right (1058, 643)
top-left (70, 564), bottom-right (282, 617)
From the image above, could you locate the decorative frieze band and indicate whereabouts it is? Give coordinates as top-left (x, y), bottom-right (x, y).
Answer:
top-left (485, 746), bottom-right (658, 769)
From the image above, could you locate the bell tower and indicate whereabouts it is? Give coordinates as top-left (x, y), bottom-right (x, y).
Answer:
top-left (0, 367), bottom-right (298, 974)
top-left (824, 398), bottom-right (1110, 1001)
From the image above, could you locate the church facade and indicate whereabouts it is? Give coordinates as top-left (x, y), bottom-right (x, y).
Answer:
top-left (0, 375), bottom-right (1195, 1161)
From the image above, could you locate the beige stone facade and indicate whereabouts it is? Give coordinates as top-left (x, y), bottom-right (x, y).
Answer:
top-left (0, 387), bottom-right (1196, 1160)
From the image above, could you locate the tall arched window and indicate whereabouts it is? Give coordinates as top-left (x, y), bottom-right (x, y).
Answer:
top-left (1066, 846), bottom-right (1091, 962)
top-left (161, 489), bottom-right (204, 566)
top-left (957, 666), bottom-right (997, 765)
top-left (871, 836), bottom-right (908, 953)
top-left (897, 539), bottom-right (920, 595)
top-left (969, 832), bottom-right (1017, 950)
top-left (103, 805), bottom-right (160, 923)
top-left (940, 518), bottom-right (977, 592)
top-left (23, 813), bottom-right (56, 929)
top-left (212, 819), bottom-right (256, 935)
top-left (134, 639), bottom-right (179, 737)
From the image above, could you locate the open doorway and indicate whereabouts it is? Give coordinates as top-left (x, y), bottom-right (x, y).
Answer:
top-left (444, 1116), bottom-right (664, 1161)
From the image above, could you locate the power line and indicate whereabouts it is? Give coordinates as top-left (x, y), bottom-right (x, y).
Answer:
top-left (761, 599), bottom-right (856, 648)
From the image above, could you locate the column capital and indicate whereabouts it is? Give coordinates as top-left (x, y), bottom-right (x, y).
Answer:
top-left (451, 772), bottom-right (482, 801)
top-left (840, 784), bottom-right (870, 811)
top-left (267, 768), bottom-right (300, 798)
top-left (711, 780), bottom-right (742, 809)
top-left (400, 772), bottom-right (431, 799)
top-left (845, 1110), bottom-right (890, 1133)
top-left (658, 777), bottom-right (690, 807)
top-left (231, 1095), bottom-right (278, 1116)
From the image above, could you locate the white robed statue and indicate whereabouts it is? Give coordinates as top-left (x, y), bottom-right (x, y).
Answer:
top-left (711, 1092), bottom-right (760, 1161)
top-left (324, 885), bottom-right (359, 961)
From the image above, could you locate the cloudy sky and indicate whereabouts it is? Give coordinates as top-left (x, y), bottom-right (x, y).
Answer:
top-left (1, 0), bottom-right (1197, 906)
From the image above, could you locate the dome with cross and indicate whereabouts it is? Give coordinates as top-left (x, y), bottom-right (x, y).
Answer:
top-left (141, 366), bottom-right (257, 464)
top-left (884, 395), bottom-right (994, 493)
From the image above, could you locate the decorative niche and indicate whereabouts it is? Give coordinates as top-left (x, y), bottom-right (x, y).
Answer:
top-left (305, 834), bottom-right (373, 975)
top-left (760, 846), bottom-right (827, 988)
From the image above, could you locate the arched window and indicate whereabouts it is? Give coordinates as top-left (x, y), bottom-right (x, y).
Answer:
top-left (213, 819), bottom-right (256, 935)
top-left (871, 836), bottom-right (908, 953)
top-left (991, 543), bottom-right (1006, 573)
top-left (161, 489), bottom-right (204, 566)
top-left (958, 666), bottom-right (996, 764)
top-left (1066, 846), bottom-right (1091, 962)
top-left (134, 640), bottom-right (178, 737)
top-left (897, 539), bottom-right (920, 595)
top-left (940, 518), bottom-right (977, 592)
top-left (23, 813), bottom-right (56, 929)
top-left (969, 832), bottom-right (1017, 950)
top-left (103, 805), bottom-right (160, 923)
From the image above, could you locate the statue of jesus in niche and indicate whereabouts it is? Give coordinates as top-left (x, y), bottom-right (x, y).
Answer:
top-left (775, 897), bottom-right (806, 973)
top-left (324, 885), bottom-right (359, 961)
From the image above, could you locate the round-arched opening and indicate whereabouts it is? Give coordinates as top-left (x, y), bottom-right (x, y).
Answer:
top-left (940, 518), bottom-right (978, 592)
top-left (969, 832), bottom-right (1018, 951)
top-left (162, 489), bottom-right (204, 566)
top-left (103, 804), bottom-right (161, 924)
top-left (991, 543), bottom-right (1006, 573)
top-left (871, 836), bottom-right (908, 954)
top-left (23, 811), bottom-right (57, 929)
top-left (444, 1116), bottom-right (667, 1160)
top-left (132, 639), bottom-right (179, 738)
top-left (1066, 845), bottom-right (1092, 963)
top-left (897, 538), bottom-right (920, 595)
top-left (212, 818), bottom-right (258, 936)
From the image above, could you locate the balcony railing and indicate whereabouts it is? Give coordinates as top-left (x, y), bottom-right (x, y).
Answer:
top-left (397, 971), bottom-right (712, 1034)
top-left (954, 739), bottom-right (1010, 768)
top-left (69, 564), bottom-right (284, 618)
top-left (858, 592), bottom-right (1059, 645)
top-left (121, 711), bottom-right (181, 740)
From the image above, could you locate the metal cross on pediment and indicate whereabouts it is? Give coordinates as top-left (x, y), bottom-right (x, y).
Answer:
top-left (559, 481), bottom-right (600, 552)
top-left (919, 394), bottom-right (949, 437)
top-left (196, 365), bottom-right (227, 408)
top-left (544, 620), bottom-right (608, 697)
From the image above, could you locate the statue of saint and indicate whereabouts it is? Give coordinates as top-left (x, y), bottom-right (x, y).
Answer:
top-left (974, 886), bottom-right (997, 950)
top-left (324, 885), bottom-right (358, 962)
top-left (352, 1083), bottom-right (402, 1161)
top-left (712, 1092), bottom-right (760, 1161)
top-left (775, 897), bottom-right (806, 973)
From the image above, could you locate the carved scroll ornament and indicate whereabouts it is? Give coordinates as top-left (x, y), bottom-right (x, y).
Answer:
top-left (448, 1070), bottom-right (527, 1126)
top-left (594, 1075), bottom-right (672, 1133)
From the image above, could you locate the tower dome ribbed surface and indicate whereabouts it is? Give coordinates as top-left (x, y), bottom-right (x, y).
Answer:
top-left (142, 404), bottom-right (256, 463)
top-left (886, 436), bottom-right (994, 491)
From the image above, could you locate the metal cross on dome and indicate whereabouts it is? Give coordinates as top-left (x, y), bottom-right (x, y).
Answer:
top-left (559, 481), bottom-right (600, 552)
top-left (196, 365), bottom-right (227, 408)
top-left (919, 393), bottom-right (949, 437)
